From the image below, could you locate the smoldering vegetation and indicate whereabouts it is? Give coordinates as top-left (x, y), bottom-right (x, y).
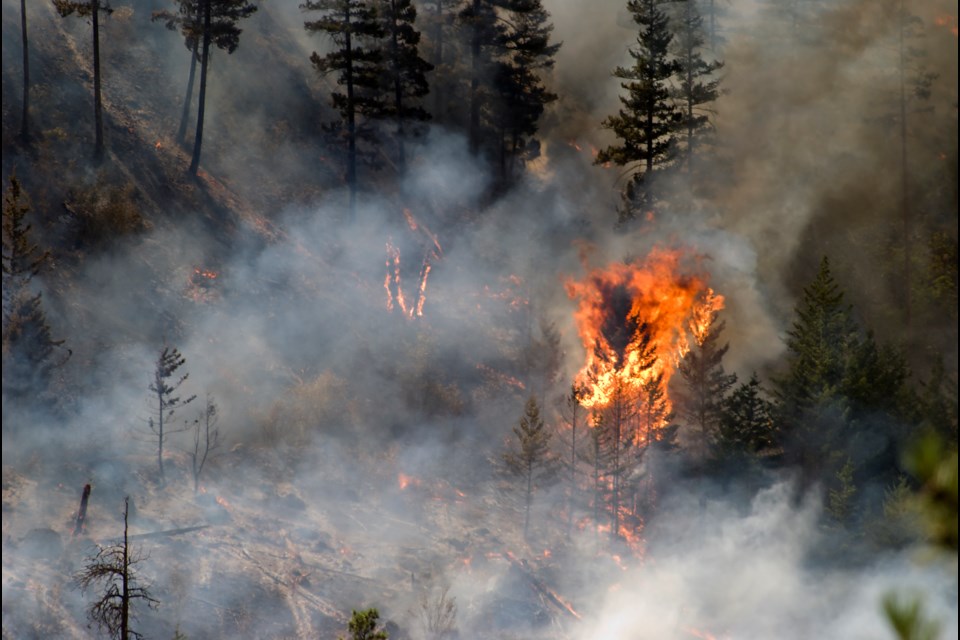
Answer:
top-left (2, 0), bottom-right (958, 638)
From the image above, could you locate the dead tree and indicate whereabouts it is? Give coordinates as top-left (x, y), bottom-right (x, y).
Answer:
top-left (74, 497), bottom-right (157, 640)
top-left (188, 393), bottom-right (221, 493)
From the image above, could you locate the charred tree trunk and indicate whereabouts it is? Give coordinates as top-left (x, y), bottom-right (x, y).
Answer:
top-left (19, 0), bottom-right (30, 143)
top-left (389, 0), bottom-right (406, 173)
top-left (189, 0), bottom-right (212, 177)
top-left (121, 497), bottom-right (130, 640)
top-left (898, 0), bottom-right (912, 327)
top-left (178, 40), bottom-right (199, 144)
top-left (432, 0), bottom-right (444, 121)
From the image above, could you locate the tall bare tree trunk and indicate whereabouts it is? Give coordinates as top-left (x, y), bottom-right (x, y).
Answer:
top-left (178, 40), bottom-right (198, 143)
top-left (468, 0), bottom-right (481, 155)
top-left (93, 0), bottom-right (104, 161)
top-left (20, 0), bottom-right (30, 143)
top-left (189, 0), bottom-right (212, 176)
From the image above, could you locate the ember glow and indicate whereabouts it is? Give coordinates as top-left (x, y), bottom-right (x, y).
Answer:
top-left (565, 247), bottom-right (724, 416)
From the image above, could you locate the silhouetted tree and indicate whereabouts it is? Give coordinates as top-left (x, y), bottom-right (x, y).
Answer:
top-left (303, 0), bottom-right (384, 214)
top-left (377, 0), bottom-right (433, 172)
top-left (186, 0), bottom-right (258, 176)
top-left (418, 0), bottom-right (465, 123)
top-left (148, 345), bottom-right (196, 487)
top-left (54, 0), bottom-right (114, 160)
top-left (152, 0), bottom-right (201, 143)
top-left (74, 497), bottom-right (157, 640)
top-left (718, 372), bottom-right (774, 459)
top-left (19, 0), bottom-right (30, 142)
top-left (459, 0), bottom-right (503, 155)
top-left (502, 396), bottom-right (558, 538)
top-left (489, 0), bottom-right (559, 183)
top-left (596, 0), bottom-right (681, 222)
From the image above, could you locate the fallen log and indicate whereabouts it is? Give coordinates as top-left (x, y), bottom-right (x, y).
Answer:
top-left (502, 551), bottom-right (581, 621)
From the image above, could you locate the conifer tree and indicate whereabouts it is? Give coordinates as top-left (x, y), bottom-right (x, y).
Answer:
top-left (152, 0), bottom-right (201, 143)
top-left (459, 0), bottom-right (503, 155)
top-left (718, 372), bottom-right (774, 459)
top-left (670, 0), bottom-right (722, 183)
top-left (54, 0), bottom-right (114, 160)
top-left (184, 0), bottom-right (258, 176)
top-left (303, 0), bottom-right (384, 214)
top-left (502, 396), bottom-right (558, 538)
top-left (345, 608), bottom-right (389, 640)
top-left (19, 0), bottom-right (30, 142)
top-left (675, 309), bottom-right (736, 458)
top-left (377, 0), bottom-right (433, 172)
top-left (148, 345), bottom-right (196, 487)
top-left (419, 0), bottom-right (465, 124)
top-left (489, 0), bottom-right (559, 183)
top-left (596, 0), bottom-right (681, 222)
top-left (2, 177), bottom-right (68, 410)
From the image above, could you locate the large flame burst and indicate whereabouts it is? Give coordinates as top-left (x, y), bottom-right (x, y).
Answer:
top-left (565, 247), bottom-right (724, 417)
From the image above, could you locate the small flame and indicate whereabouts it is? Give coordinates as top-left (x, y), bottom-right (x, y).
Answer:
top-left (398, 473), bottom-right (422, 490)
top-left (215, 495), bottom-right (231, 510)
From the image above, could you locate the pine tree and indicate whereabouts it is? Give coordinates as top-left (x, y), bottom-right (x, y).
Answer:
top-left (675, 310), bottom-right (736, 458)
top-left (54, 0), bottom-right (114, 160)
top-left (19, 0), bottom-right (30, 142)
top-left (418, 0), bottom-right (465, 124)
top-left (148, 345), bottom-right (196, 487)
top-left (377, 0), bottom-right (433, 172)
top-left (670, 0), bottom-right (722, 184)
top-left (718, 372), bottom-right (774, 459)
top-left (459, 0), bottom-right (503, 155)
top-left (185, 0), bottom-right (258, 176)
top-left (74, 497), bottom-right (157, 640)
top-left (596, 0), bottom-right (681, 222)
top-left (303, 0), bottom-right (385, 214)
top-left (489, 0), bottom-right (559, 183)
top-left (152, 0), bottom-right (202, 143)
top-left (2, 177), bottom-right (68, 411)
top-left (502, 396), bottom-right (558, 538)
top-left (344, 608), bottom-right (389, 640)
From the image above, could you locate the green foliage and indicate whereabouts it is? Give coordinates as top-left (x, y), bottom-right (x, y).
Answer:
top-left (883, 593), bottom-right (942, 640)
top-left (827, 458), bottom-right (857, 524)
top-left (596, 0), bottom-right (681, 220)
top-left (675, 311), bottom-right (736, 457)
top-left (502, 396), bottom-right (558, 537)
top-left (2, 176), bottom-right (69, 411)
top-left (344, 608), bottom-right (389, 640)
top-left (903, 432), bottom-right (959, 551)
top-left (717, 373), bottom-right (774, 459)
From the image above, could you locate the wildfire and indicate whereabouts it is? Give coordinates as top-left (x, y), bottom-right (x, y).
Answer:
top-left (934, 14), bottom-right (958, 36)
top-left (565, 247), bottom-right (724, 420)
top-left (215, 495), bottom-right (232, 510)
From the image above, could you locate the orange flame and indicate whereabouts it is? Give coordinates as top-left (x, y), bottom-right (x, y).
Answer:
top-left (398, 473), bottom-right (421, 490)
top-left (565, 247), bottom-right (724, 418)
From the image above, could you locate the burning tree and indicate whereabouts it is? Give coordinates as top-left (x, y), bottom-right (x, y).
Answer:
top-left (147, 345), bottom-right (196, 487)
top-left (74, 497), bottom-right (157, 640)
top-left (502, 396), bottom-right (558, 539)
top-left (565, 248), bottom-right (723, 541)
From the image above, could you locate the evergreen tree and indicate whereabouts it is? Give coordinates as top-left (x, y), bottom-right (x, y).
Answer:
top-left (377, 0), bottom-right (433, 172)
top-left (459, 0), bottom-right (503, 155)
top-left (344, 608), bottom-right (389, 640)
top-left (148, 345), bottom-right (196, 487)
top-left (718, 372), bottom-right (774, 459)
top-left (2, 177), bottom-right (68, 411)
top-left (502, 396), bottom-right (558, 538)
top-left (54, 0), bottom-right (114, 160)
top-left (303, 0), bottom-right (385, 214)
top-left (19, 0), bottom-right (30, 142)
top-left (185, 0), bottom-right (258, 176)
top-left (74, 497), bottom-right (157, 640)
top-left (489, 0), bottom-right (559, 183)
top-left (418, 0), bottom-right (465, 124)
top-left (152, 0), bottom-right (202, 143)
top-left (596, 0), bottom-right (681, 222)
top-left (675, 310), bottom-right (736, 458)
top-left (670, 0), bottom-right (722, 184)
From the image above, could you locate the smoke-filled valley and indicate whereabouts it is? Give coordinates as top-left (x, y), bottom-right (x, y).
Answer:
top-left (1, 0), bottom-right (957, 638)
